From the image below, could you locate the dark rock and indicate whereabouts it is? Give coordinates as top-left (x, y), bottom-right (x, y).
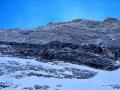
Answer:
top-left (34, 85), bottom-right (48, 90)
top-left (23, 87), bottom-right (34, 90)
top-left (0, 82), bottom-right (11, 89)
top-left (104, 17), bottom-right (119, 23)
top-left (106, 85), bottom-right (120, 89)
top-left (72, 19), bottom-right (83, 22)
top-left (0, 40), bottom-right (119, 71)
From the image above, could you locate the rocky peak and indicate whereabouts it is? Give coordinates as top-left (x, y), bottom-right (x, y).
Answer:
top-left (104, 17), bottom-right (120, 23)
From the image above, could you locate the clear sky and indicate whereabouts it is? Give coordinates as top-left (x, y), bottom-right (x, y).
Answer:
top-left (0, 0), bottom-right (120, 28)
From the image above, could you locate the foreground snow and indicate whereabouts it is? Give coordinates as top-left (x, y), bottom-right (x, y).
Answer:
top-left (0, 56), bottom-right (120, 90)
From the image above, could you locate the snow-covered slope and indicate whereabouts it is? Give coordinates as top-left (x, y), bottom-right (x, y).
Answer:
top-left (0, 56), bottom-right (120, 90)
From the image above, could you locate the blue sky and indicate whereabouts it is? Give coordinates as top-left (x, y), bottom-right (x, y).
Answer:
top-left (0, 0), bottom-right (120, 28)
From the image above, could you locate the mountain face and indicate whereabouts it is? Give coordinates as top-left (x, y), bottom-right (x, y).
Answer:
top-left (0, 17), bottom-right (120, 71)
top-left (0, 18), bottom-right (120, 90)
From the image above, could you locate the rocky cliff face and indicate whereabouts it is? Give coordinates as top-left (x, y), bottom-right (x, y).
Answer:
top-left (0, 17), bottom-right (120, 71)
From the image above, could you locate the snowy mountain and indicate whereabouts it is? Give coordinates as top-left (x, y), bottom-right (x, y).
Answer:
top-left (0, 17), bottom-right (120, 90)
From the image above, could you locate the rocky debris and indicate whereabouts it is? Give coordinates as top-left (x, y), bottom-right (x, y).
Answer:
top-left (0, 69), bottom-right (4, 76)
top-left (23, 85), bottom-right (50, 90)
top-left (56, 84), bottom-right (62, 88)
top-left (40, 47), bottom-right (118, 71)
top-left (0, 18), bottom-right (120, 71)
top-left (0, 60), bottom-right (96, 79)
top-left (0, 40), bottom-right (120, 71)
top-left (103, 84), bottom-right (120, 89)
top-left (22, 85), bottom-right (51, 90)
top-left (111, 85), bottom-right (120, 89)
top-left (27, 67), bottom-right (96, 79)
top-left (0, 82), bottom-right (12, 89)
top-left (34, 85), bottom-right (50, 90)
top-left (23, 87), bottom-right (34, 90)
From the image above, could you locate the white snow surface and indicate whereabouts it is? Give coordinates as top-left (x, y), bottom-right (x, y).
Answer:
top-left (0, 56), bottom-right (120, 90)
